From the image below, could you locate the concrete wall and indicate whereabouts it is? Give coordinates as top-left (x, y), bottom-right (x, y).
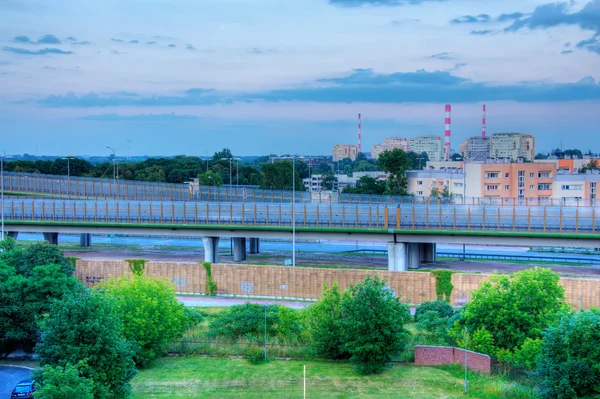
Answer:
top-left (414, 346), bottom-right (492, 374)
top-left (74, 260), bottom-right (600, 309)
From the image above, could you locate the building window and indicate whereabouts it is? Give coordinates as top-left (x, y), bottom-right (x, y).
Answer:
top-left (417, 191), bottom-right (423, 196)
top-left (485, 185), bottom-right (499, 191)
top-left (538, 183), bottom-right (551, 190)
top-left (561, 185), bottom-right (583, 190)
top-left (505, 185), bottom-right (510, 190)
top-left (538, 171), bottom-right (551, 178)
top-left (453, 182), bottom-right (463, 188)
top-left (530, 185), bottom-right (535, 190)
top-left (417, 181), bottom-right (423, 185)
top-left (518, 189), bottom-right (525, 198)
top-left (485, 172), bottom-right (499, 178)
top-left (518, 171), bottom-right (525, 188)
top-left (591, 182), bottom-right (596, 200)
top-left (505, 173), bottom-right (510, 178)
top-left (530, 172), bottom-right (535, 178)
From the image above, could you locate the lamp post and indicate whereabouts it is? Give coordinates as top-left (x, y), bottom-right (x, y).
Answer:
top-left (292, 156), bottom-right (296, 267)
top-left (1, 153), bottom-right (13, 241)
top-left (221, 157), bottom-right (241, 198)
top-left (106, 146), bottom-right (118, 196)
top-left (62, 157), bottom-right (74, 194)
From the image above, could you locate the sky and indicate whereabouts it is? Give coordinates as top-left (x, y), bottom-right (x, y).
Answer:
top-left (1, 0), bottom-right (599, 157)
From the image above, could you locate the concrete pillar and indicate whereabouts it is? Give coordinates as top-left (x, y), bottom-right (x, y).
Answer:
top-left (233, 237), bottom-right (247, 262)
top-left (249, 237), bottom-right (260, 254)
top-left (43, 232), bottom-right (59, 245)
top-left (80, 233), bottom-right (92, 247)
top-left (7, 231), bottom-right (18, 240)
top-left (421, 243), bottom-right (437, 263)
top-left (387, 242), bottom-right (407, 272)
top-left (202, 236), bottom-right (220, 264)
top-left (407, 243), bottom-right (421, 269)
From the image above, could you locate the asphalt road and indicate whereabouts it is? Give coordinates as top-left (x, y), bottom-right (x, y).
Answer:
top-left (0, 366), bottom-right (32, 399)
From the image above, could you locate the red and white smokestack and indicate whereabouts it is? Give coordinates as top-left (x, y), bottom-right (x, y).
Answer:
top-left (357, 113), bottom-right (362, 153)
top-left (444, 104), bottom-right (451, 161)
top-left (482, 104), bottom-right (486, 138)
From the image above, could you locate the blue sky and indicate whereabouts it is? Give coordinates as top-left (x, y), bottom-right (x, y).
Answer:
top-left (1, 0), bottom-right (599, 156)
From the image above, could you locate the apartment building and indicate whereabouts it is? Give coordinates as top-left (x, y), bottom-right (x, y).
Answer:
top-left (409, 136), bottom-right (444, 162)
top-left (406, 170), bottom-right (465, 200)
top-left (382, 137), bottom-right (410, 152)
top-left (459, 137), bottom-right (490, 161)
top-left (303, 171), bottom-right (388, 192)
top-left (489, 133), bottom-right (535, 162)
top-left (332, 144), bottom-right (358, 161)
top-left (552, 171), bottom-right (600, 202)
top-left (371, 144), bottom-right (383, 160)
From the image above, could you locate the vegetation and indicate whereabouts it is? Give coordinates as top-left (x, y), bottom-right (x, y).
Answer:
top-left (343, 175), bottom-right (386, 195)
top-left (125, 259), bottom-right (147, 276)
top-left (36, 291), bottom-right (138, 399)
top-left (202, 262), bottom-right (218, 295)
top-left (259, 160), bottom-right (306, 191)
top-left (376, 149), bottom-right (412, 195)
top-left (1, 237), bottom-right (75, 277)
top-left (320, 170), bottom-right (338, 190)
top-left (414, 300), bottom-right (455, 322)
top-left (430, 270), bottom-right (454, 302)
top-left (98, 274), bottom-right (193, 367)
top-left (32, 363), bottom-right (94, 399)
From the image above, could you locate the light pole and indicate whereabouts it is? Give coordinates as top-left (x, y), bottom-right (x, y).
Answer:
top-left (221, 157), bottom-right (240, 198)
top-left (464, 327), bottom-right (469, 394)
top-left (1, 153), bottom-right (13, 241)
top-left (292, 156), bottom-right (296, 267)
top-left (62, 157), bottom-right (74, 194)
top-left (107, 146), bottom-right (117, 195)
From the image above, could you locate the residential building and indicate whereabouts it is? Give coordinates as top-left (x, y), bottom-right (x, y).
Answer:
top-left (332, 144), bottom-right (357, 161)
top-left (371, 144), bottom-right (383, 160)
top-left (552, 170), bottom-right (600, 202)
top-left (406, 170), bottom-right (465, 200)
top-left (303, 171), bottom-right (388, 192)
top-left (459, 137), bottom-right (490, 161)
top-left (409, 136), bottom-right (444, 162)
top-left (489, 133), bottom-right (535, 162)
top-left (381, 137), bottom-right (410, 153)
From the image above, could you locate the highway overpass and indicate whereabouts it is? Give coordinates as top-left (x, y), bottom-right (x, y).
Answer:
top-left (3, 198), bottom-right (600, 271)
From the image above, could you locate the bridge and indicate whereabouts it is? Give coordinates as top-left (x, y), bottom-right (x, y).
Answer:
top-left (3, 198), bottom-right (600, 271)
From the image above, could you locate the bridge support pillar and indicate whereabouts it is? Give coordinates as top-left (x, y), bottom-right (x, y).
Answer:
top-left (233, 237), bottom-right (247, 262)
top-left (407, 243), bottom-right (421, 269)
top-left (387, 242), bottom-right (407, 272)
top-left (202, 237), bottom-right (220, 264)
top-left (7, 231), bottom-right (18, 240)
top-left (80, 233), bottom-right (92, 247)
top-left (249, 238), bottom-right (260, 254)
top-left (43, 232), bottom-right (59, 245)
top-left (421, 243), bottom-right (436, 263)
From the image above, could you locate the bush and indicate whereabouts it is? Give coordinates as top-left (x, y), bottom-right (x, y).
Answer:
top-left (32, 363), bottom-right (94, 399)
top-left (430, 270), bottom-right (454, 302)
top-left (1, 240), bottom-right (75, 277)
top-left (245, 346), bottom-right (268, 365)
top-left (537, 310), bottom-right (600, 398)
top-left (414, 300), bottom-right (454, 322)
top-left (98, 274), bottom-right (190, 367)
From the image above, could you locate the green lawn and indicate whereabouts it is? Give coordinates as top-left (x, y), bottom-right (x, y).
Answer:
top-left (132, 356), bottom-right (536, 399)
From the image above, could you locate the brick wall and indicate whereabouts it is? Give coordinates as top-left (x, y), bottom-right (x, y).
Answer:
top-left (414, 345), bottom-right (492, 373)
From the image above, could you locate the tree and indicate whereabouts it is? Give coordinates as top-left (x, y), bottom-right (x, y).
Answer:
top-left (260, 161), bottom-right (305, 191)
top-left (98, 274), bottom-right (191, 367)
top-left (451, 153), bottom-right (463, 161)
top-left (535, 153), bottom-right (549, 160)
top-left (321, 171), bottom-right (338, 190)
top-left (340, 275), bottom-right (412, 374)
top-left (305, 283), bottom-right (348, 359)
top-left (32, 363), bottom-right (94, 399)
top-left (355, 152), bottom-right (368, 162)
top-left (579, 160), bottom-right (599, 173)
top-left (353, 160), bottom-right (376, 172)
top-left (452, 267), bottom-right (568, 358)
top-left (1, 239), bottom-right (75, 277)
top-left (377, 149), bottom-right (412, 195)
top-left (197, 170), bottom-right (223, 186)
top-left (212, 148), bottom-right (233, 161)
top-left (537, 310), bottom-right (600, 399)
top-left (563, 148), bottom-right (583, 158)
top-left (343, 176), bottom-right (386, 195)
top-left (36, 292), bottom-right (137, 399)
top-left (316, 162), bottom-right (331, 174)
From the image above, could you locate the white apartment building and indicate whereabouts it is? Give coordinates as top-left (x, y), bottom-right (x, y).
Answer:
top-left (460, 137), bottom-right (490, 161)
top-left (332, 144), bottom-right (358, 162)
top-left (409, 136), bottom-right (444, 162)
top-left (406, 170), bottom-right (465, 200)
top-left (489, 133), bottom-right (535, 162)
top-left (303, 171), bottom-right (388, 192)
top-left (371, 144), bottom-right (383, 160)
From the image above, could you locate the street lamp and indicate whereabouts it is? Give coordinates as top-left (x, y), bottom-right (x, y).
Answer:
top-left (291, 155), bottom-right (297, 267)
top-left (220, 157), bottom-right (241, 197)
top-left (1, 153), bottom-right (13, 241)
top-left (62, 157), bottom-right (74, 194)
top-left (106, 146), bottom-right (117, 195)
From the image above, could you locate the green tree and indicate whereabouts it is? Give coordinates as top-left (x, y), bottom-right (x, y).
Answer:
top-left (353, 160), bottom-right (376, 172)
top-left (316, 162), bottom-right (332, 174)
top-left (36, 292), bottom-right (137, 399)
top-left (212, 148), bottom-right (233, 161)
top-left (452, 267), bottom-right (568, 357)
top-left (98, 274), bottom-right (191, 367)
top-left (343, 176), bottom-right (386, 195)
top-left (451, 153), bottom-right (463, 161)
top-left (535, 153), bottom-right (549, 160)
top-left (376, 149), bottom-right (412, 195)
top-left (197, 170), bottom-right (223, 186)
top-left (1, 239), bottom-right (75, 277)
top-left (340, 275), bottom-right (412, 374)
top-left (33, 363), bottom-right (94, 399)
top-left (407, 151), bottom-right (429, 169)
top-left (260, 161), bottom-right (305, 191)
top-left (321, 171), bottom-right (338, 190)
top-left (537, 310), bottom-right (600, 399)
top-left (304, 283), bottom-right (348, 359)
top-left (579, 160), bottom-right (599, 173)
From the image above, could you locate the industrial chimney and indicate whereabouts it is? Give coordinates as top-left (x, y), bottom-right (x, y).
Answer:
top-left (444, 104), bottom-right (451, 161)
top-left (357, 113), bottom-right (362, 153)
top-left (482, 104), bottom-right (486, 138)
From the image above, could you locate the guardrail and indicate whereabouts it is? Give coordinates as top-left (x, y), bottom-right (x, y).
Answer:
top-left (4, 172), bottom-right (599, 207)
top-left (437, 252), bottom-right (600, 264)
top-left (3, 199), bottom-right (599, 234)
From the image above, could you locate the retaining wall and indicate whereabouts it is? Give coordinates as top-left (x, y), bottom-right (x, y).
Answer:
top-left (414, 345), bottom-right (492, 373)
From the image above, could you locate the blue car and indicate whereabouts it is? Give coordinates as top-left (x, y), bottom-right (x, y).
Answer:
top-left (11, 379), bottom-right (35, 399)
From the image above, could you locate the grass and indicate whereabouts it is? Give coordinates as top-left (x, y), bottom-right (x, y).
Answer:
top-left (131, 356), bottom-right (536, 399)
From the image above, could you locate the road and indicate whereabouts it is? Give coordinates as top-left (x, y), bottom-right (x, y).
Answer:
top-left (0, 366), bottom-right (32, 399)
top-left (3, 198), bottom-right (597, 233)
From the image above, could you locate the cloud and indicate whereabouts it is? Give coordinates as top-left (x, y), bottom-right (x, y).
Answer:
top-left (316, 68), bottom-right (467, 86)
top-left (470, 29), bottom-right (494, 35)
top-left (249, 47), bottom-right (276, 54)
top-left (65, 36), bottom-right (90, 45)
top-left (561, 50), bottom-right (574, 54)
top-left (37, 34), bottom-right (61, 44)
top-left (329, 0), bottom-right (446, 6)
top-left (429, 52), bottom-right (455, 60)
top-left (111, 38), bottom-right (124, 43)
top-left (12, 35), bottom-right (34, 44)
top-left (391, 18), bottom-right (420, 25)
top-left (185, 44), bottom-right (197, 51)
top-left (502, 0), bottom-right (600, 54)
top-left (109, 49), bottom-right (126, 55)
top-left (79, 113), bottom-right (201, 121)
top-left (451, 14), bottom-right (490, 24)
top-left (37, 88), bottom-right (222, 108)
top-left (129, 40), bottom-right (139, 44)
top-left (168, 44), bottom-right (177, 48)
top-left (497, 12), bottom-right (525, 22)
top-left (146, 41), bottom-right (157, 45)
top-left (2, 46), bottom-right (73, 55)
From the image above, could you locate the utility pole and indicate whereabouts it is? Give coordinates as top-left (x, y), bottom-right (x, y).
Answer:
top-left (62, 157), bottom-right (74, 194)
top-left (1, 153), bottom-right (13, 241)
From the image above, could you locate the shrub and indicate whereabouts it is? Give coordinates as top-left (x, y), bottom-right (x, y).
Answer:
top-left (32, 362), bottom-right (94, 399)
top-left (430, 270), bottom-right (454, 302)
top-left (245, 346), bottom-right (268, 365)
top-left (202, 262), bottom-right (218, 296)
top-left (414, 300), bottom-right (454, 322)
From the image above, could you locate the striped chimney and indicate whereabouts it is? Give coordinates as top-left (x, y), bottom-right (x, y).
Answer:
top-left (444, 104), bottom-right (451, 161)
top-left (482, 104), bottom-right (487, 138)
top-left (357, 113), bottom-right (362, 153)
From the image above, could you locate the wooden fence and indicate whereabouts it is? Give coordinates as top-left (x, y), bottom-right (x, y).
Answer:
top-left (74, 260), bottom-right (600, 309)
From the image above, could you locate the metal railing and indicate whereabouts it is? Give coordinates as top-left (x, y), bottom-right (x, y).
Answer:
top-left (4, 171), bottom-right (599, 207)
top-left (3, 199), bottom-right (599, 233)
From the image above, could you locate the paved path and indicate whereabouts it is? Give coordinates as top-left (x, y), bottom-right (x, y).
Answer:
top-left (177, 296), bottom-right (313, 309)
top-left (0, 366), bottom-right (32, 399)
